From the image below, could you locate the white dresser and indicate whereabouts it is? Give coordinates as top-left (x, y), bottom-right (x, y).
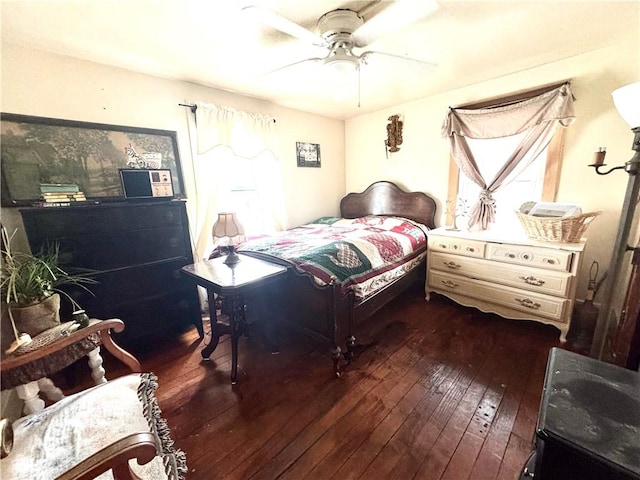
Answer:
top-left (426, 227), bottom-right (586, 341)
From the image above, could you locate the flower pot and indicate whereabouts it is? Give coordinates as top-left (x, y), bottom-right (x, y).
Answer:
top-left (9, 293), bottom-right (61, 337)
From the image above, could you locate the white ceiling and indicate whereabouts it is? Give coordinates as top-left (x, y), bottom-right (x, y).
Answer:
top-left (1, 1), bottom-right (638, 120)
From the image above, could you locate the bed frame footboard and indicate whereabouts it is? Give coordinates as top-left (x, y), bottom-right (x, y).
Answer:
top-left (246, 258), bottom-right (424, 378)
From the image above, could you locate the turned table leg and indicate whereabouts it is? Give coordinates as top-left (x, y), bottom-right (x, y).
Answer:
top-left (37, 377), bottom-right (64, 402)
top-left (202, 289), bottom-right (222, 360)
top-left (87, 347), bottom-right (107, 385)
top-left (229, 295), bottom-right (246, 385)
top-left (15, 381), bottom-right (45, 414)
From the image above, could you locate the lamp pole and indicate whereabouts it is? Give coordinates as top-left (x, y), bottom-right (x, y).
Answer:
top-left (589, 127), bottom-right (640, 359)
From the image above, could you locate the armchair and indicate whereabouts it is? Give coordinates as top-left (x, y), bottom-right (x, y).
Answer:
top-left (1, 372), bottom-right (186, 480)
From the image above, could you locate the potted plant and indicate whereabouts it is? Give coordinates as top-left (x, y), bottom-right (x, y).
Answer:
top-left (1, 227), bottom-right (95, 344)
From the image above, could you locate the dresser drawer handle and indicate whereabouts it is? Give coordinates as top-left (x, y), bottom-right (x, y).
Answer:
top-left (443, 261), bottom-right (461, 269)
top-left (439, 244), bottom-right (447, 249)
top-left (441, 280), bottom-right (459, 288)
top-left (519, 276), bottom-right (545, 286)
top-left (507, 253), bottom-right (516, 259)
top-left (466, 247), bottom-right (475, 252)
top-left (515, 298), bottom-right (541, 309)
top-left (545, 258), bottom-right (556, 265)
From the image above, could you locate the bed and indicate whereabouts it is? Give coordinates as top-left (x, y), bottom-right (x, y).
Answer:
top-left (236, 181), bottom-right (437, 377)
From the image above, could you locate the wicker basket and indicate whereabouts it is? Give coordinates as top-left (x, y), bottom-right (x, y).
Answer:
top-left (516, 211), bottom-right (601, 243)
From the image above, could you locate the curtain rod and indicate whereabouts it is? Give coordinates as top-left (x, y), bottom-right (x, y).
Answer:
top-left (178, 103), bottom-right (277, 123)
top-left (179, 103), bottom-right (197, 113)
top-left (452, 81), bottom-right (571, 110)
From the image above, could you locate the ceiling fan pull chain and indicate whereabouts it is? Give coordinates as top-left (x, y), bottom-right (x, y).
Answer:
top-left (358, 66), bottom-right (361, 108)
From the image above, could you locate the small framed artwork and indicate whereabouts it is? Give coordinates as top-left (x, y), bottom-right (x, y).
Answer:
top-left (296, 142), bottom-right (321, 168)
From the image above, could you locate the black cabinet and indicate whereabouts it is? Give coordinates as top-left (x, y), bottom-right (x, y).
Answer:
top-left (524, 348), bottom-right (640, 480)
top-left (20, 200), bottom-right (203, 345)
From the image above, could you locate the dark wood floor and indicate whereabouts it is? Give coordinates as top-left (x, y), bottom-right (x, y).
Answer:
top-left (102, 284), bottom-right (569, 480)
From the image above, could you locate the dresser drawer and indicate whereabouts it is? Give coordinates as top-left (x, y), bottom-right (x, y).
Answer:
top-left (21, 203), bottom-right (184, 239)
top-left (428, 235), bottom-right (485, 258)
top-left (485, 243), bottom-right (573, 272)
top-left (43, 225), bottom-right (189, 270)
top-left (428, 270), bottom-right (570, 322)
top-left (429, 252), bottom-right (571, 297)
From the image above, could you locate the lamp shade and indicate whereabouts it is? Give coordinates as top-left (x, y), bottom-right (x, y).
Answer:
top-left (612, 82), bottom-right (640, 128)
top-left (212, 212), bottom-right (244, 240)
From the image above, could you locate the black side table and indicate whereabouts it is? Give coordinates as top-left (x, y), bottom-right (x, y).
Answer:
top-left (529, 347), bottom-right (640, 479)
top-left (181, 254), bottom-right (287, 384)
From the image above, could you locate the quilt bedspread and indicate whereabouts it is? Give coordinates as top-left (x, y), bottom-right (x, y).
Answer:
top-left (237, 215), bottom-right (428, 300)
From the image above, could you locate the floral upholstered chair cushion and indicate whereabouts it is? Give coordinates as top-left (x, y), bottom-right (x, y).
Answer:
top-left (1, 373), bottom-right (186, 480)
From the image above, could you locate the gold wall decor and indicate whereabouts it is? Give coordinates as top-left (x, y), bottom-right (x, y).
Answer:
top-left (385, 114), bottom-right (403, 155)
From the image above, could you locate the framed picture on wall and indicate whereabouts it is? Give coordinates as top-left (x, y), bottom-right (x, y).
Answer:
top-left (0, 113), bottom-right (186, 206)
top-left (296, 141), bottom-right (321, 168)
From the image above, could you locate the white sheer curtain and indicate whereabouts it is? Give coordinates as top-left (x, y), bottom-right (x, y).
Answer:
top-left (442, 83), bottom-right (576, 230)
top-left (186, 101), bottom-right (287, 261)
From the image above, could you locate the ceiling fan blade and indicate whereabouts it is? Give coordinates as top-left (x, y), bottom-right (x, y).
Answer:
top-left (360, 51), bottom-right (438, 71)
top-left (352, 0), bottom-right (439, 48)
top-left (242, 5), bottom-right (328, 47)
top-left (263, 57), bottom-right (324, 76)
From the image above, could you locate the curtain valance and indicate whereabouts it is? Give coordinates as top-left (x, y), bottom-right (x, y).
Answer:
top-left (194, 101), bottom-right (277, 158)
top-left (442, 83), bottom-right (576, 230)
top-left (442, 83), bottom-right (575, 139)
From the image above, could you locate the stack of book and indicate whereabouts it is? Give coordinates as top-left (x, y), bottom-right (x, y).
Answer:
top-left (35, 184), bottom-right (87, 207)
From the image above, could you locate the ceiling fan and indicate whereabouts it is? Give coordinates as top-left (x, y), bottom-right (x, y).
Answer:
top-left (242, 0), bottom-right (439, 86)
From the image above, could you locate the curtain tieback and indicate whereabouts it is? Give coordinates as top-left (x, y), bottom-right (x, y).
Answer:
top-left (478, 190), bottom-right (495, 207)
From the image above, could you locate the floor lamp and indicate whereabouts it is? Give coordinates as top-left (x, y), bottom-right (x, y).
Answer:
top-left (589, 81), bottom-right (640, 360)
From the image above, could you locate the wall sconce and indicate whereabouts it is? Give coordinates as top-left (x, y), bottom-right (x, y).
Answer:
top-left (385, 114), bottom-right (403, 157)
top-left (589, 81), bottom-right (640, 360)
top-left (212, 212), bottom-right (245, 266)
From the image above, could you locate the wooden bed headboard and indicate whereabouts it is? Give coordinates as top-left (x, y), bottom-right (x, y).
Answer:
top-left (340, 181), bottom-right (437, 229)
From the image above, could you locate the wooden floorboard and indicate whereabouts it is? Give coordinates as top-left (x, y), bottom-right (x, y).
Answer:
top-left (75, 282), bottom-right (570, 480)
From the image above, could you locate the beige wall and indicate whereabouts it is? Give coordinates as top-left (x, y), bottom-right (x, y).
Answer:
top-left (1, 43), bottom-right (346, 249)
top-left (345, 40), bottom-right (640, 299)
top-left (2, 39), bottom-right (639, 301)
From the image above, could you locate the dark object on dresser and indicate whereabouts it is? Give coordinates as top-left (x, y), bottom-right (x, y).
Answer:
top-left (521, 347), bottom-right (640, 480)
top-left (20, 200), bottom-right (202, 345)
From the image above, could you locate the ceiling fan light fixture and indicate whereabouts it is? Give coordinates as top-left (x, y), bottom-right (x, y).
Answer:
top-left (323, 53), bottom-right (359, 76)
top-left (322, 51), bottom-right (359, 102)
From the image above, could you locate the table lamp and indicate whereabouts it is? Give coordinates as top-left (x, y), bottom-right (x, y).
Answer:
top-left (212, 212), bottom-right (245, 265)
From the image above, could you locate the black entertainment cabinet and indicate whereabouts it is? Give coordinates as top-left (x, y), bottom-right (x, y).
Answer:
top-left (20, 200), bottom-right (203, 345)
top-left (521, 347), bottom-right (640, 479)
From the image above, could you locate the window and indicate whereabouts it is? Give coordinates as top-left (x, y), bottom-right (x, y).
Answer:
top-left (227, 157), bottom-right (263, 235)
top-left (189, 101), bottom-right (286, 261)
top-left (443, 82), bottom-right (573, 230)
top-left (446, 122), bottom-right (565, 229)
